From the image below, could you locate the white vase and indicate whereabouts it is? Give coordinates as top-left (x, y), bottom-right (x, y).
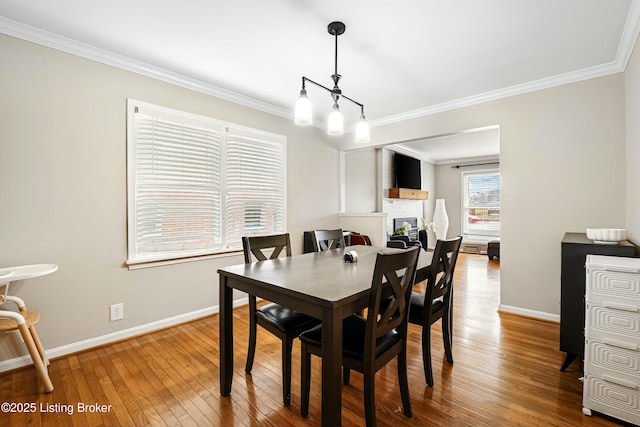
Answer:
top-left (433, 199), bottom-right (449, 241)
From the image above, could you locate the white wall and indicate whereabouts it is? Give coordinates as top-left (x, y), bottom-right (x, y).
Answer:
top-left (626, 31), bottom-right (640, 248)
top-left (344, 73), bottom-right (627, 319)
top-left (0, 35), bottom-right (342, 363)
top-left (344, 148), bottom-right (378, 213)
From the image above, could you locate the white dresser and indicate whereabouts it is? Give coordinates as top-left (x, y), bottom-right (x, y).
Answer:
top-left (583, 254), bottom-right (640, 425)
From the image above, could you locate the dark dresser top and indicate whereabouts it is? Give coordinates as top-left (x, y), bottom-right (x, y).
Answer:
top-left (562, 232), bottom-right (634, 247)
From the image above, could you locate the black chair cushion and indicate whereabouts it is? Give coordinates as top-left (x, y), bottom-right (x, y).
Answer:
top-left (391, 292), bottom-right (444, 325)
top-left (299, 315), bottom-right (400, 360)
top-left (256, 303), bottom-right (320, 335)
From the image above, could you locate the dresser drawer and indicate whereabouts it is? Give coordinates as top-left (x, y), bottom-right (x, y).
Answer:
top-left (586, 266), bottom-right (640, 306)
top-left (583, 374), bottom-right (640, 425)
top-left (584, 339), bottom-right (640, 384)
top-left (586, 302), bottom-right (640, 347)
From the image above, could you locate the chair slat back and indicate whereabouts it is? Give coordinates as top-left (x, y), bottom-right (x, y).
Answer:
top-left (365, 246), bottom-right (420, 353)
top-left (425, 236), bottom-right (462, 304)
top-left (311, 229), bottom-right (345, 252)
top-left (242, 234), bottom-right (292, 264)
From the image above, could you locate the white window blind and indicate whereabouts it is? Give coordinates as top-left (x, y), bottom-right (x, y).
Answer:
top-left (462, 170), bottom-right (500, 236)
top-left (225, 131), bottom-right (286, 249)
top-left (127, 100), bottom-right (286, 265)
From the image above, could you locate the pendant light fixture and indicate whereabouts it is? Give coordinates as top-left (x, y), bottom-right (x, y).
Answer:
top-left (294, 21), bottom-right (370, 143)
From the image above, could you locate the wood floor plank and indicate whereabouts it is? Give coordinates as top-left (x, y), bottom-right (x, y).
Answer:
top-left (107, 342), bottom-right (166, 427)
top-left (0, 254), bottom-right (625, 426)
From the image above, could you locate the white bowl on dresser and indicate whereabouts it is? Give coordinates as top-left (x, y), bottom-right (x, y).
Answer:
top-left (585, 228), bottom-right (628, 244)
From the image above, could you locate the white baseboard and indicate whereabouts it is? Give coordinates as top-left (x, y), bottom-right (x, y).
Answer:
top-left (498, 304), bottom-right (560, 323)
top-left (0, 296), bottom-right (249, 374)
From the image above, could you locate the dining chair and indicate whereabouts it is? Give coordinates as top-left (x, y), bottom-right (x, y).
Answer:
top-left (299, 246), bottom-right (420, 427)
top-left (409, 236), bottom-right (462, 386)
top-left (349, 231), bottom-right (372, 246)
top-left (242, 233), bottom-right (321, 406)
top-left (311, 229), bottom-right (345, 252)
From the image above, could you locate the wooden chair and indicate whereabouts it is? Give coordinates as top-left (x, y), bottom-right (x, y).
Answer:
top-left (310, 229), bottom-right (345, 252)
top-left (299, 246), bottom-right (420, 427)
top-left (242, 233), bottom-right (321, 406)
top-left (0, 295), bottom-right (53, 393)
top-left (409, 236), bottom-right (462, 386)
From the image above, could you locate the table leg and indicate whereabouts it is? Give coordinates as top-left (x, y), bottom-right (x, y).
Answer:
top-left (321, 308), bottom-right (342, 427)
top-left (220, 274), bottom-right (233, 396)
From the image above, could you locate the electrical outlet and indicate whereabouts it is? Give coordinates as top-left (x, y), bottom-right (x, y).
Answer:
top-left (110, 303), bottom-right (124, 321)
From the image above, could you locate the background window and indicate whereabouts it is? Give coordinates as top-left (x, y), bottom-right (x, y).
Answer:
top-left (127, 100), bottom-right (286, 265)
top-left (462, 170), bottom-right (500, 237)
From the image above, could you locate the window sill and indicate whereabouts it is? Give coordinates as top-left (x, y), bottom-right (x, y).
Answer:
top-left (126, 250), bottom-right (243, 270)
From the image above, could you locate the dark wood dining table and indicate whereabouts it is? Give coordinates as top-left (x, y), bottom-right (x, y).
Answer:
top-left (218, 245), bottom-right (433, 427)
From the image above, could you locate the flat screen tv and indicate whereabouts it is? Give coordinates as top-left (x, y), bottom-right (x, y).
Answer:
top-left (394, 152), bottom-right (421, 190)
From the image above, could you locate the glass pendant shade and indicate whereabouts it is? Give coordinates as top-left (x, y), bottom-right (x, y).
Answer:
top-left (294, 89), bottom-right (313, 126)
top-left (355, 114), bottom-right (370, 143)
top-left (327, 104), bottom-right (344, 135)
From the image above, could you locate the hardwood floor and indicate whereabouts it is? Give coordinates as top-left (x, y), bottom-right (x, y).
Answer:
top-left (0, 254), bottom-right (623, 426)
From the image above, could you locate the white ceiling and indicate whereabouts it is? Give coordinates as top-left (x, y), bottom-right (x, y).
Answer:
top-left (1, 0), bottom-right (639, 162)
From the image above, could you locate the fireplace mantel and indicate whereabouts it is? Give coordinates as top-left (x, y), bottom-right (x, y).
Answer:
top-left (388, 188), bottom-right (428, 200)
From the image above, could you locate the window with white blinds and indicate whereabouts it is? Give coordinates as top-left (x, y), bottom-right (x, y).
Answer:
top-left (127, 100), bottom-right (286, 265)
top-left (462, 170), bottom-right (500, 237)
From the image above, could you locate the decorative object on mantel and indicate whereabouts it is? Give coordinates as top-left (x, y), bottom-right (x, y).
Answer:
top-left (388, 188), bottom-right (428, 200)
top-left (433, 199), bottom-right (449, 240)
top-left (294, 21), bottom-right (370, 143)
top-left (585, 228), bottom-right (628, 244)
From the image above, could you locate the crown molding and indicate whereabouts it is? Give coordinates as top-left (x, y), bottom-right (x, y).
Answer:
top-left (3, 3), bottom-right (640, 131)
top-left (616, 0), bottom-right (640, 70)
top-left (368, 61), bottom-right (623, 128)
top-left (370, 2), bottom-right (640, 129)
top-left (0, 17), bottom-right (292, 121)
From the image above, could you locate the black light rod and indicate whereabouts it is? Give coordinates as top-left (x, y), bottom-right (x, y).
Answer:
top-left (301, 76), bottom-right (364, 109)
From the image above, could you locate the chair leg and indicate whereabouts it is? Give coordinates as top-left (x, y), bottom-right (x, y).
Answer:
top-left (363, 370), bottom-right (377, 427)
top-left (343, 367), bottom-right (351, 385)
top-left (442, 311), bottom-right (454, 365)
top-left (18, 323), bottom-right (53, 393)
top-left (28, 325), bottom-right (49, 366)
top-left (16, 307), bottom-right (50, 367)
top-left (300, 343), bottom-right (311, 417)
top-left (422, 324), bottom-right (434, 387)
top-left (397, 349), bottom-right (412, 418)
top-left (282, 337), bottom-right (293, 406)
top-left (245, 297), bottom-right (258, 373)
